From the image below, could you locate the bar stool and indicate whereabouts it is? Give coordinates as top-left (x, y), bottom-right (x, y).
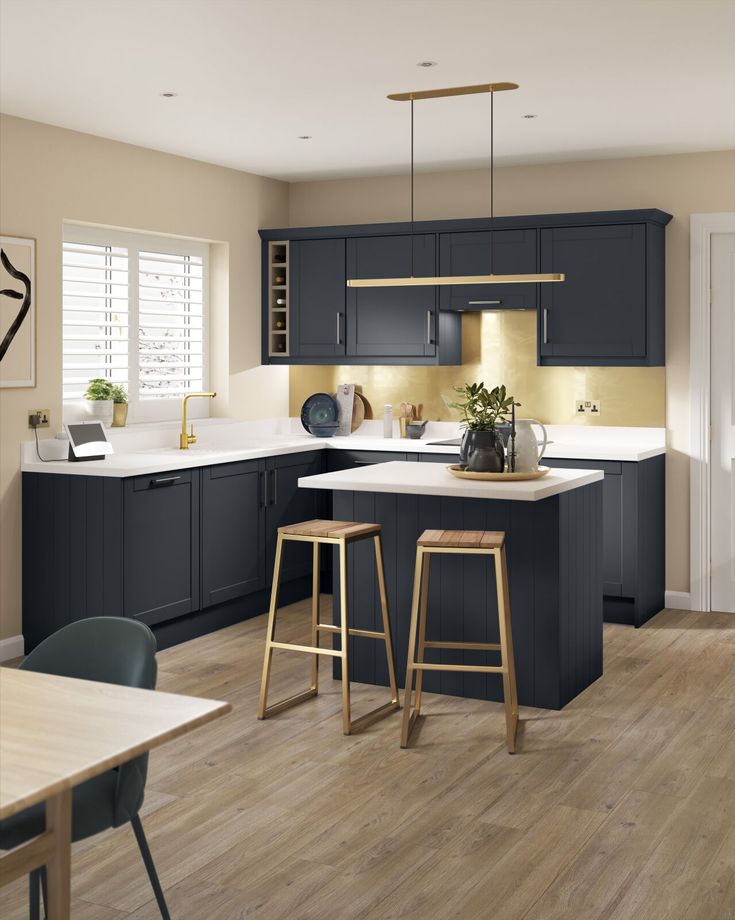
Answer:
top-left (257, 519), bottom-right (400, 734)
top-left (400, 529), bottom-right (519, 753)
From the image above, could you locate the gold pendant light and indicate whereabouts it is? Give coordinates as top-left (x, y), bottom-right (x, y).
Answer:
top-left (346, 82), bottom-right (565, 288)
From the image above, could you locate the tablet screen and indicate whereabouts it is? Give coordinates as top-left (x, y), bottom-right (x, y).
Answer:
top-left (65, 422), bottom-right (114, 458)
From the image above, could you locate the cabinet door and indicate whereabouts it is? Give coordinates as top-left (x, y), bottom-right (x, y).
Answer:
top-left (266, 451), bottom-right (325, 583)
top-left (539, 224), bottom-right (647, 360)
top-left (201, 460), bottom-right (266, 608)
top-left (291, 238), bottom-right (346, 357)
top-left (439, 229), bottom-right (538, 310)
top-left (123, 471), bottom-right (200, 626)
top-left (347, 235), bottom-right (437, 357)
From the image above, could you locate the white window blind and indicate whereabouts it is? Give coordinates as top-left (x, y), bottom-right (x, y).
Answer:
top-left (62, 227), bottom-right (209, 422)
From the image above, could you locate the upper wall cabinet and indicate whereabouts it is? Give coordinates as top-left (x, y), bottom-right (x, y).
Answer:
top-left (260, 209), bottom-right (670, 367)
top-left (537, 222), bottom-right (665, 366)
top-left (438, 228), bottom-right (538, 311)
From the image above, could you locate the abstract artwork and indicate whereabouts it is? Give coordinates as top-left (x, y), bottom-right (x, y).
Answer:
top-left (0, 235), bottom-right (35, 388)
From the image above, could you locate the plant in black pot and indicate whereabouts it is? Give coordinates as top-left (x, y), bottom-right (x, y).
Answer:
top-left (450, 382), bottom-right (518, 473)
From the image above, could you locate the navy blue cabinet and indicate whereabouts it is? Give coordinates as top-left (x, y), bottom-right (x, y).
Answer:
top-left (439, 229), bottom-right (538, 310)
top-left (538, 223), bottom-right (664, 366)
top-left (346, 235), bottom-right (438, 358)
top-left (291, 238), bottom-right (346, 358)
top-left (123, 471), bottom-right (200, 627)
top-left (201, 460), bottom-right (266, 609)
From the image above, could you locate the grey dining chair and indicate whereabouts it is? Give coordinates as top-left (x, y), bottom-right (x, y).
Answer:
top-left (0, 617), bottom-right (171, 919)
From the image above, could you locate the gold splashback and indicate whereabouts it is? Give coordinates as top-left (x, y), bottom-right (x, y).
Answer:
top-left (289, 311), bottom-right (666, 427)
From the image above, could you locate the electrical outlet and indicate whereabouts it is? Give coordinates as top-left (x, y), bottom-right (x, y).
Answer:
top-left (589, 400), bottom-right (601, 416)
top-left (28, 409), bottom-right (50, 428)
top-left (576, 401), bottom-right (586, 414)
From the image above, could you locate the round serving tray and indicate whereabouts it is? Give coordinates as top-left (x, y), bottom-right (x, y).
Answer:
top-left (447, 464), bottom-right (551, 482)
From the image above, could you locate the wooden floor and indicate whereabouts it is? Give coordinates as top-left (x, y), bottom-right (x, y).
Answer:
top-left (2, 602), bottom-right (735, 919)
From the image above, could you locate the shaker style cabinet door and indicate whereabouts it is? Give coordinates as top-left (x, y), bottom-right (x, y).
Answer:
top-left (538, 224), bottom-right (647, 361)
top-left (439, 229), bottom-right (538, 310)
top-left (200, 460), bottom-right (266, 608)
top-left (346, 234), bottom-right (437, 357)
top-left (290, 238), bottom-right (347, 357)
top-left (123, 470), bottom-right (200, 626)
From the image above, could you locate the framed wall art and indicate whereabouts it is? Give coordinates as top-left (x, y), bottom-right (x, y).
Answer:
top-left (0, 235), bottom-right (36, 388)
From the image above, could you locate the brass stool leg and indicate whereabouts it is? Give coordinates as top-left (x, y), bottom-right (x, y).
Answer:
top-left (310, 541), bottom-right (320, 693)
top-left (400, 547), bottom-right (426, 747)
top-left (374, 534), bottom-right (400, 707)
top-left (257, 533), bottom-right (285, 719)
top-left (413, 551), bottom-right (431, 714)
top-left (495, 546), bottom-right (519, 753)
top-left (338, 538), bottom-right (352, 734)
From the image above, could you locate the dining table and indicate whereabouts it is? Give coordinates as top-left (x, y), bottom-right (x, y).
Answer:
top-left (0, 667), bottom-right (231, 919)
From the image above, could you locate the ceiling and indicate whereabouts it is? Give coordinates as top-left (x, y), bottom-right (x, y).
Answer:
top-left (1, 0), bottom-right (734, 182)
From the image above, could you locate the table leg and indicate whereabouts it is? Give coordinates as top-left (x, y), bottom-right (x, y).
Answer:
top-left (45, 789), bottom-right (72, 919)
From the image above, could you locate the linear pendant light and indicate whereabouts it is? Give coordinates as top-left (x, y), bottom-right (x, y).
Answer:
top-left (346, 82), bottom-right (564, 288)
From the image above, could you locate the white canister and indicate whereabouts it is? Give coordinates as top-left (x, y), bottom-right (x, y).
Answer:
top-left (511, 419), bottom-right (548, 472)
top-left (383, 405), bottom-right (393, 439)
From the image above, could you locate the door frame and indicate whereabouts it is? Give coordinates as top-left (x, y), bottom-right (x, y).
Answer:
top-left (689, 212), bottom-right (735, 612)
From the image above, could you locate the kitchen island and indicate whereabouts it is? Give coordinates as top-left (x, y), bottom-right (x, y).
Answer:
top-left (299, 461), bottom-right (604, 710)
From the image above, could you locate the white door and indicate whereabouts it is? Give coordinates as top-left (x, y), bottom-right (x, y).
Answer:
top-left (711, 233), bottom-right (735, 613)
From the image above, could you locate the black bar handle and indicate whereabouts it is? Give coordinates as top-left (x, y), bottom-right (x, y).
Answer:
top-left (270, 468), bottom-right (278, 505)
top-left (150, 476), bottom-right (181, 488)
top-left (261, 469), bottom-right (269, 507)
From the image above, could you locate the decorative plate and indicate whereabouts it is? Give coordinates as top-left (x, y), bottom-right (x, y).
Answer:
top-left (446, 464), bottom-right (551, 482)
top-left (300, 392), bottom-right (339, 432)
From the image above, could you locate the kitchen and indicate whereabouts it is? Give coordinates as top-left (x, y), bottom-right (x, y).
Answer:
top-left (1, 1), bottom-right (735, 918)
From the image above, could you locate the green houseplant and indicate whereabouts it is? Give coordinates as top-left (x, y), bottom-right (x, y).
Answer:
top-left (450, 382), bottom-right (517, 472)
top-left (110, 384), bottom-right (128, 428)
top-left (83, 377), bottom-right (115, 427)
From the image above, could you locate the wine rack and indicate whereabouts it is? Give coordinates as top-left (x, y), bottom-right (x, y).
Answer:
top-left (268, 240), bottom-right (289, 356)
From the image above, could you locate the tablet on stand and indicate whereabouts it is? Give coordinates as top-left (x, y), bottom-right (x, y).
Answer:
top-left (65, 422), bottom-right (114, 462)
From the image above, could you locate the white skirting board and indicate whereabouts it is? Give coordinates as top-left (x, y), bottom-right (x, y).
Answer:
top-left (665, 591), bottom-right (692, 611)
top-left (0, 634), bottom-right (24, 662)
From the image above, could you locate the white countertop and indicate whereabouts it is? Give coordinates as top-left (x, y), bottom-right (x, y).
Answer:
top-left (298, 460), bottom-right (603, 502)
top-left (21, 418), bottom-right (666, 477)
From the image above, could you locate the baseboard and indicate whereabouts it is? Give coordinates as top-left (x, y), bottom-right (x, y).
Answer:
top-left (0, 634), bottom-right (25, 662)
top-left (665, 591), bottom-right (692, 611)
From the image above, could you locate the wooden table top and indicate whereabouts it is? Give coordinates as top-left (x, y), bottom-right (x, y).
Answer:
top-left (0, 668), bottom-right (231, 820)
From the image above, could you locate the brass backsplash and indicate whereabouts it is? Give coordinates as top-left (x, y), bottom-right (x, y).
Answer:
top-left (289, 311), bottom-right (666, 427)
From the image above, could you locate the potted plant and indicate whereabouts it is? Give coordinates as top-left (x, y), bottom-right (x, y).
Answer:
top-left (450, 382), bottom-right (517, 472)
top-left (111, 384), bottom-right (128, 427)
top-left (83, 377), bottom-right (115, 427)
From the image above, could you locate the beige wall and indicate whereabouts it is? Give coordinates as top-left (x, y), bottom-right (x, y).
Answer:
top-left (0, 115), bottom-right (289, 643)
top-left (288, 150), bottom-right (735, 597)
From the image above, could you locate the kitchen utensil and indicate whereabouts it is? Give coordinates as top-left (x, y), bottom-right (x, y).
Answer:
top-left (334, 383), bottom-right (355, 436)
top-left (513, 419), bottom-right (548, 472)
top-left (300, 393), bottom-right (339, 432)
top-left (447, 464), bottom-right (550, 482)
top-left (351, 392), bottom-right (367, 431)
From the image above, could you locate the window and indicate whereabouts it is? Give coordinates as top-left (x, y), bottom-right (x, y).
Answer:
top-left (63, 225), bottom-right (209, 422)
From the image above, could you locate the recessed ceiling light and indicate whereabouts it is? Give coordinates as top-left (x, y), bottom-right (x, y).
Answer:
top-left (160, 92), bottom-right (178, 98)
top-left (416, 61), bottom-right (438, 68)
top-left (521, 114), bottom-right (538, 119)
top-left (297, 135), bottom-right (312, 140)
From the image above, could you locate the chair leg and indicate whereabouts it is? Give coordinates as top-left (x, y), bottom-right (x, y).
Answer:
top-left (131, 814), bottom-right (171, 920)
top-left (373, 534), bottom-right (400, 707)
top-left (310, 541), bottom-right (320, 693)
top-left (338, 539), bottom-right (352, 734)
top-left (495, 547), bottom-right (519, 754)
top-left (413, 551), bottom-right (431, 714)
top-left (257, 533), bottom-right (285, 719)
top-left (400, 547), bottom-right (426, 748)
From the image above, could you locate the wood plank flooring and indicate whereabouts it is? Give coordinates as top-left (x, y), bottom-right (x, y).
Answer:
top-left (2, 603), bottom-right (735, 919)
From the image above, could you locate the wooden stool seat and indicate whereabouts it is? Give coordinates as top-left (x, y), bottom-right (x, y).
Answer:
top-left (417, 529), bottom-right (505, 549)
top-left (401, 529), bottom-right (519, 753)
top-left (258, 519), bottom-right (399, 735)
top-left (279, 519), bottom-right (381, 541)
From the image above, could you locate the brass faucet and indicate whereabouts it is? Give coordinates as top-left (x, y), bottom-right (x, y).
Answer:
top-left (180, 392), bottom-right (217, 449)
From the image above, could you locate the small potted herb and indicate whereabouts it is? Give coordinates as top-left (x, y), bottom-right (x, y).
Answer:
top-left (83, 378), bottom-right (115, 427)
top-left (450, 382), bottom-right (517, 472)
top-left (111, 384), bottom-right (128, 427)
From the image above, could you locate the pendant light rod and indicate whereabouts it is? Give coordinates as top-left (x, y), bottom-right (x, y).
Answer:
top-left (490, 87), bottom-right (494, 276)
top-left (410, 98), bottom-right (415, 278)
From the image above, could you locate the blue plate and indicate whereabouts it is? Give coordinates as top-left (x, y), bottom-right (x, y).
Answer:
top-left (300, 393), bottom-right (339, 432)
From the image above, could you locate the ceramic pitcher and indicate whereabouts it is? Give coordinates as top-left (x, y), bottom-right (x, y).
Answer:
top-left (511, 419), bottom-right (548, 472)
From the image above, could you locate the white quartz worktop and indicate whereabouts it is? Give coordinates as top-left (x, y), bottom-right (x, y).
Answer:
top-left (299, 460), bottom-right (603, 501)
top-left (21, 418), bottom-right (665, 477)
